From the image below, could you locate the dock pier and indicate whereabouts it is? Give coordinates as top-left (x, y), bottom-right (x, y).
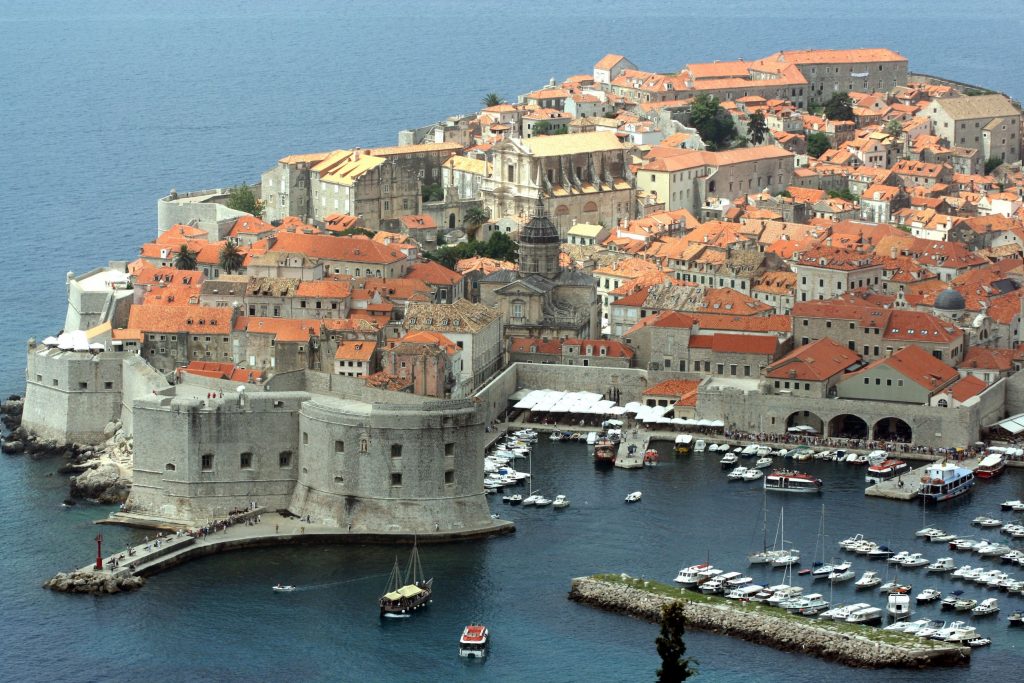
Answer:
top-left (615, 433), bottom-right (649, 469)
top-left (865, 457), bottom-right (981, 501)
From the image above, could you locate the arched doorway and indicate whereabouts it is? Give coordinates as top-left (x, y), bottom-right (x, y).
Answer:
top-left (448, 213), bottom-right (456, 229)
top-left (785, 410), bottom-right (823, 435)
top-left (873, 417), bottom-right (912, 443)
top-left (828, 414), bottom-right (868, 439)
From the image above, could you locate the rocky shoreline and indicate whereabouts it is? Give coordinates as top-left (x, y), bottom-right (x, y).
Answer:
top-left (569, 575), bottom-right (971, 669)
top-left (44, 570), bottom-right (146, 595)
top-left (2, 396), bottom-right (132, 505)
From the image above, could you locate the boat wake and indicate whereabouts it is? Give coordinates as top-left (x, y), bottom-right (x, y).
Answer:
top-left (382, 613), bottom-right (411, 619)
top-left (277, 573), bottom-right (390, 593)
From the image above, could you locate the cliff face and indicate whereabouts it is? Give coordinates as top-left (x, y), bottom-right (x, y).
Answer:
top-left (568, 576), bottom-right (971, 669)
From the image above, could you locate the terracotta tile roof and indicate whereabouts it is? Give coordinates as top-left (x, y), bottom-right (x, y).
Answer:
top-left (793, 246), bottom-right (881, 271)
top-left (230, 216), bottom-right (275, 236)
top-left (643, 379), bottom-right (701, 402)
top-left (270, 233), bottom-right (405, 265)
top-left (947, 374), bottom-right (988, 402)
top-left (294, 280), bottom-right (350, 298)
top-left (958, 346), bottom-right (1018, 372)
top-left (126, 304), bottom-right (234, 334)
top-left (406, 260), bottom-right (463, 286)
top-left (181, 361), bottom-right (263, 383)
top-left (849, 344), bottom-right (959, 390)
top-left (510, 337), bottom-right (563, 355)
top-left (334, 340), bottom-right (376, 362)
top-left (758, 48), bottom-right (906, 66)
top-left (399, 215), bottom-right (437, 231)
top-left (688, 333), bottom-right (777, 355)
top-left (241, 317), bottom-right (321, 342)
top-left (767, 338), bottom-right (863, 381)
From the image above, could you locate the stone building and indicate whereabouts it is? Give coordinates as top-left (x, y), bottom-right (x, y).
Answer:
top-left (479, 132), bottom-right (635, 235)
top-left (508, 337), bottom-right (634, 368)
top-left (793, 247), bottom-right (883, 303)
top-left (403, 299), bottom-right (502, 390)
top-left (478, 207), bottom-right (601, 342)
top-left (749, 49), bottom-right (908, 105)
top-left (924, 94), bottom-right (1022, 165)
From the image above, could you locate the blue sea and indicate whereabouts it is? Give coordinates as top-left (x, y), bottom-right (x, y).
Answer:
top-left (1, 1), bottom-right (1022, 680)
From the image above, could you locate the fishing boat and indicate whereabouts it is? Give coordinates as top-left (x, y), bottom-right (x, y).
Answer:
top-left (674, 563), bottom-right (713, 587)
top-left (973, 453), bottom-right (1005, 479)
top-left (458, 624), bottom-right (489, 658)
top-left (764, 469), bottom-right (823, 493)
top-left (941, 590), bottom-right (963, 609)
top-left (272, 584), bottom-right (296, 593)
top-left (919, 462), bottom-right (975, 503)
top-left (865, 458), bottom-right (910, 484)
top-left (379, 542), bottom-right (433, 617)
top-left (915, 588), bottom-right (942, 603)
top-left (887, 585), bottom-right (912, 621)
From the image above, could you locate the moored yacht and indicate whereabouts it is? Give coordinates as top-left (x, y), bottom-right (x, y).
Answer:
top-left (674, 564), bottom-right (713, 587)
top-left (887, 586), bottom-right (912, 620)
top-left (919, 462), bottom-right (975, 503)
top-left (916, 588), bottom-right (942, 603)
top-left (854, 571), bottom-right (881, 589)
top-left (846, 606), bottom-right (884, 624)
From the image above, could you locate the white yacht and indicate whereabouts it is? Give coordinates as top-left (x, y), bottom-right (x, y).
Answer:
top-left (854, 571), bottom-right (881, 589)
top-left (624, 491), bottom-right (642, 503)
top-left (693, 439), bottom-right (707, 453)
top-left (887, 587), bottom-right (912, 620)
top-left (846, 606), bottom-right (884, 624)
top-left (727, 466), bottom-right (749, 480)
top-left (899, 553), bottom-right (929, 568)
top-left (973, 598), bottom-right (999, 616)
top-left (753, 456), bottom-right (773, 469)
top-left (674, 564), bottom-right (713, 587)
top-left (742, 469), bottom-right (764, 481)
top-left (926, 557), bottom-right (955, 572)
top-left (916, 588), bottom-right (942, 603)
top-left (551, 494), bottom-right (569, 509)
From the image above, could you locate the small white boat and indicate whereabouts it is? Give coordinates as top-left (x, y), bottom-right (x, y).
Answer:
top-left (838, 534), bottom-right (865, 550)
top-left (534, 496), bottom-right (552, 507)
top-left (625, 491), bottom-right (642, 503)
top-left (954, 598), bottom-right (978, 612)
top-left (521, 494), bottom-right (542, 506)
top-left (829, 568), bottom-right (855, 583)
top-left (741, 469), bottom-right (764, 481)
top-left (887, 551), bottom-right (910, 565)
top-left (502, 494), bottom-right (523, 505)
top-left (972, 598), bottom-right (999, 616)
top-left (552, 495), bottom-right (569, 509)
top-left (846, 606), bottom-right (884, 624)
top-left (966, 637), bottom-right (991, 648)
top-left (887, 587), bottom-right (912, 620)
top-left (725, 584), bottom-right (764, 600)
top-left (753, 457), bottom-right (773, 469)
top-left (926, 557), bottom-right (955, 573)
top-left (854, 571), bottom-right (881, 589)
top-left (674, 563), bottom-right (713, 587)
top-left (727, 466), bottom-right (749, 480)
top-left (915, 527), bottom-right (943, 538)
top-left (693, 439), bottom-right (707, 453)
top-left (720, 453), bottom-right (738, 466)
top-left (899, 553), bottom-right (929, 568)
top-left (273, 584), bottom-right (296, 593)
top-left (916, 588), bottom-right (942, 603)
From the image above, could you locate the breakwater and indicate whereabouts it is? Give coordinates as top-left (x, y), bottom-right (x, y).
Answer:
top-left (568, 575), bottom-right (971, 669)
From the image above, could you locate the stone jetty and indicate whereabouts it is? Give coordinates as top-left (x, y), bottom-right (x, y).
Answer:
top-left (44, 571), bottom-right (145, 595)
top-left (569, 575), bottom-right (970, 669)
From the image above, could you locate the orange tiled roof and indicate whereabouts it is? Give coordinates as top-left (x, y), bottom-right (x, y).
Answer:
top-left (767, 338), bottom-right (862, 381)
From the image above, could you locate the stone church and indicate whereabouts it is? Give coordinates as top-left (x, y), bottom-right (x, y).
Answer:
top-left (479, 202), bottom-right (601, 345)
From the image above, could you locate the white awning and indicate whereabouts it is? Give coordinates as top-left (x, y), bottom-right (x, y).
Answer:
top-left (990, 413), bottom-right (1024, 434)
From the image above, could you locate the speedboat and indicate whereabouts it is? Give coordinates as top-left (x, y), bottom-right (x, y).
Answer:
top-left (765, 585), bottom-right (804, 606)
top-left (1000, 499), bottom-right (1024, 511)
top-left (693, 439), bottom-right (706, 453)
top-left (866, 545), bottom-right (895, 560)
top-left (674, 564), bottom-right (713, 587)
top-left (829, 568), bottom-right (855, 583)
top-left (624, 491), bottom-right (642, 503)
top-left (720, 453), bottom-right (739, 467)
top-left (916, 588), bottom-right (942, 603)
top-left (973, 516), bottom-right (1002, 527)
top-left (846, 606), bottom-right (884, 625)
top-left (753, 457), bottom-right (772, 469)
top-left (812, 561), bottom-right (848, 579)
top-left (915, 620), bottom-right (946, 639)
top-left (458, 624), bottom-right (489, 658)
top-left (972, 598), bottom-right (999, 616)
top-left (925, 557), bottom-right (954, 572)
top-left (741, 469), bottom-right (764, 481)
top-left (941, 590), bottom-right (964, 609)
top-left (533, 496), bottom-right (552, 507)
top-left (854, 571), bottom-right (881, 589)
top-left (954, 598), bottom-right (978, 612)
top-left (727, 466), bottom-right (749, 480)
top-left (887, 586), bottom-right (912, 620)
top-left (552, 495), bottom-right (569, 509)
top-left (273, 584), bottom-right (296, 593)
top-left (915, 527), bottom-right (943, 538)
top-left (950, 539), bottom-right (975, 551)
top-left (502, 494), bottom-right (523, 505)
top-left (899, 553), bottom-right (929, 568)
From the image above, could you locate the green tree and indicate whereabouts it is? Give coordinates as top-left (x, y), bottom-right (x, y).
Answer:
top-left (337, 226), bottom-right (376, 238)
top-left (482, 92), bottom-right (504, 108)
top-left (226, 184), bottom-right (265, 218)
top-left (481, 231), bottom-right (518, 262)
top-left (656, 602), bottom-right (696, 683)
top-left (807, 131), bottom-right (831, 158)
top-left (688, 94), bottom-right (736, 151)
top-left (172, 245), bottom-right (198, 271)
top-left (533, 120), bottom-right (567, 136)
top-left (883, 118), bottom-right (904, 140)
top-left (985, 157), bottom-right (1003, 175)
top-left (422, 182), bottom-right (444, 202)
top-left (424, 232), bottom-right (518, 270)
top-left (463, 206), bottom-right (490, 239)
top-left (823, 92), bottom-right (854, 122)
top-left (828, 188), bottom-right (857, 202)
top-left (218, 241), bottom-right (244, 274)
top-left (747, 111), bottom-right (768, 145)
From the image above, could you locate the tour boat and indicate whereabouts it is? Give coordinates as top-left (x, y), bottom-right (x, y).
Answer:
top-left (379, 542), bottom-right (433, 617)
top-left (593, 435), bottom-right (618, 467)
top-left (764, 469), bottom-right (823, 493)
top-left (624, 491), bottom-right (642, 503)
top-left (643, 449), bottom-right (659, 467)
top-left (674, 434), bottom-right (692, 455)
top-left (887, 586), bottom-right (912, 620)
top-left (919, 462), bottom-right (975, 503)
top-left (674, 564), bottom-right (712, 587)
top-left (915, 588), bottom-right (942, 603)
top-left (973, 453), bottom-right (1005, 479)
top-left (552, 494), bottom-right (570, 509)
top-left (272, 584), bottom-right (296, 593)
top-left (458, 624), bottom-right (488, 658)
top-left (865, 458), bottom-right (910, 484)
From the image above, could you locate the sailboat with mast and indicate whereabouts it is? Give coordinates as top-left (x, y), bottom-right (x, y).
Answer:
top-left (749, 494), bottom-right (792, 565)
top-left (379, 540), bottom-right (433, 617)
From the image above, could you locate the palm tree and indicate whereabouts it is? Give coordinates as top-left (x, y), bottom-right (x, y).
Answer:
top-left (172, 245), bottom-right (198, 271)
top-left (218, 241), bottom-right (244, 274)
top-left (463, 206), bottom-right (490, 240)
top-left (482, 92), bottom-right (504, 108)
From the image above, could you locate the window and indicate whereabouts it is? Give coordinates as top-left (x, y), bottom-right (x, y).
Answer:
top-left (104, 381), bottom-right (113, 390)
top-left (390, 472), bottom-right (402, 487)
top-left (165, 463), bottom-right (176, 471)
top-left (78, 382), bottom-right (88, 389)
top-left (335, 440), bottom-right (344, 453)
top-left (716, 363), bottom-right (724, 374)
top-left (52, 379), bottom-right (58, 387)
top-left (303, 432), bottom-right (308, 445)
top-left (201, 453), bottom-right (214, 471)
top-left (279, 451), bottom-right (292, 467)
top-left (391, 444), bottom-right (402, 458)
top-left (445, 442), bottom-right (454, 456)
top-left (444, 470), bottom-right (454, 485)
top-left (240, 452), bottom-right (253, 469)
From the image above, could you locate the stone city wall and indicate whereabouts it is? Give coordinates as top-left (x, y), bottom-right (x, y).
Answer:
top-left (120, 354), bottom-right (170, 436)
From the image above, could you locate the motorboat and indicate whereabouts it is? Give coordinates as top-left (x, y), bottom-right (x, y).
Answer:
top-left (954, 598), bottom-right (978, 612)
top-left (624, 491), bottom-right (642, 503)
top-left (838, 533), bottom-right (865, 550)
top-left (725, 585), bottom-right (764, 601)
top-left (950, 539), bottom-right (975, 551)
top-left (727, 466), bottom-right (749, 480)
top-left (458, 624), bottom-right (489, 658)
top-left (941, 590), bottom-right (964, 609)
top-left (829, 568), bottom-right (855, 583)
top-left (966, 638), bottom-right (991, 648)
top-left (534, 495), bottom-right (552, 507)
top-left (941, 623), bottom-right (978, 644)
top-left (812, 561), bottom-right (850, 580)
top-left (865, 458), bottom-right (910, 484)
top-left (915, 620), bottom-right (946, 639)
top-left (764, 469), bottom-right (823, 493)
top-left (977, 543), bottom-right (1011, 557)
top-left (741, 444), bottom-right (760, 457)
top-left (273, 584), bottom-right (296, 593)
top-left (887, 586), bottom-right (912, 620)
top-left (854, 571), bottom-right (881, 589)
top-left (789, 594), bottom-right (830, 616)
top-left (972, 516), bottom-right (1002, 528)
top-left (1008, 610), bottom-right (1023, 627)
top-left (866, 545), bottom-right (895, 560)
top-left (674, 434), bottom-right (693, 455)
top-left (887, 618), bottom-right (932, 634)
top-left (846, 606), bottom-right (884, 625)
top-left (879, 581), bottom-right (911, 594)
top-left (951, 565), bottom-right (974, 579)
top-left (502, 493), bottom-right (523, 505)
top-left (919, 462), bottom-right (975, 503)
top-left (887, 551), bottom-right (911, 565)
top-left (915, 527), bottom-right (944, 540)
top-left (643, 449), bottom-right (659, 467)
top-left (974, 453), bottom-right (1005, 479)
top-left (915, 588), bottom-right (942, 603)
top-left (825, 602), bottom-right (871, 621)
top-left (693, 439), bottom-right (707, 453)
top-left (720, 453), bottom-right (739, 467)
top-left (551, 495), bottom-right (569, 509)
top-left (741, 469), bottom-right (764, 481)
top-left (674, 564), bottom-right (713, 587)
top-left (521, 494), bottom-right (543, 506)
top-left (972, 598), bottom-right (999, 616)
top-left (753, 457), bottom-right (772, 470)
top-left (765, 585), bottom-right (804, 606)
top-left (999, 499), bottom-right (1024, 511)
top-left (770, 552), bottom-right (800, 567)
top-left (726, 575), bottom-right (754, 588)
top-left (699, 577), bottom-right (728, 595)
top-left (851, 540), bottom-right (879, 555)
top-left (932, 532), bottom-right (957, 543)
top-left (899, 553), bottom-right (929, 568)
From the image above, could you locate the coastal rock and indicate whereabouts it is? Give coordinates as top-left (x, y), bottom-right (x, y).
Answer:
top-left (44, 571), bottom-right (145, 595)
top-left (1, 439), bottom-right (25, 454)
top-left (70, 462), bottom-right (131, 504)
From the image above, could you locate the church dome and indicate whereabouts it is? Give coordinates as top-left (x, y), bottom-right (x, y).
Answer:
top-left (519, 213), bottom-right (559, 245)
top-left (933, 287), bottom-right (965, 311)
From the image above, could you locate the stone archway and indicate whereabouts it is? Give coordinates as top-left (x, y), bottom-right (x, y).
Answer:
top-left (828, 413), bottom-right (868, 439)
top-left (873, 417), bottom-right (912, 443)
top-left (785, 410), bottom-right (823, 435)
